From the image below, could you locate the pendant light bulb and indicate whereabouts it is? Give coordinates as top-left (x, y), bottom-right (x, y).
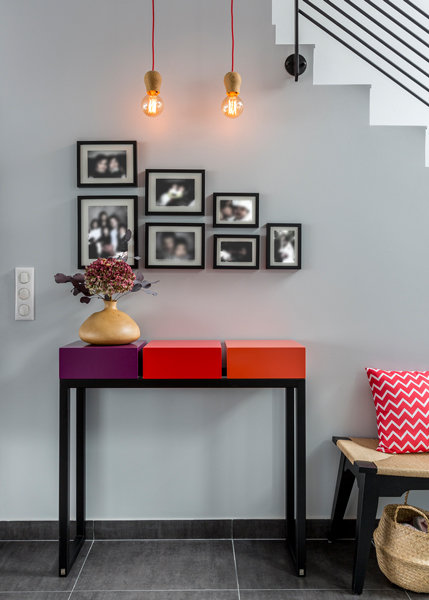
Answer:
top-left (222, 72), bottom-right (243, 118)
top-left (142, 70), bottom-right (164, 117)
top-left (141, 91), bottom-right (164, 117)
top-left (221, 93), bottom-right (244, 118)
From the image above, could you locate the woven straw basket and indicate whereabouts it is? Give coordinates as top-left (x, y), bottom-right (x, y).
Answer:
top-left (373, 493), bottom-right (429, 593)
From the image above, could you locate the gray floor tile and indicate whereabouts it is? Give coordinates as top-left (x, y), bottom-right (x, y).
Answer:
top-left (0, 541), bottom-right (91, 592)
top-left (240, 591), bottom-right (408, 599)
top-left (74, 540), bottom-right (237, 591)
top-left (72, 592), bottom-right (238, 599)
top-left (234, 540), bottom-right (397, 590)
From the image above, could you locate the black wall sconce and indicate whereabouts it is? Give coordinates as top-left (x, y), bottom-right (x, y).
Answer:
top-left (285, 0), bottom-right (307, 81)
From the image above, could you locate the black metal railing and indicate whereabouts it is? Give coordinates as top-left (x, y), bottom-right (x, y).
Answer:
top-left (292, 0), bottom-right (429, 107)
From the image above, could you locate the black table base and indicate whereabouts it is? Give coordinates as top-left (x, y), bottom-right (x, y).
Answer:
top-left (59, 377), bottom-right (306, 577)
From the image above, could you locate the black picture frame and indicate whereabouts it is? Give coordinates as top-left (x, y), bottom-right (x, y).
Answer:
top-left (213, 234), bottom-right (260, 270)
top-left (266, 223), bottom-right (302, 270)
top-left (77, 141), bottom-right (137, 188)
top-left (213, 193), bottom-right (259, 228)
top-left (145, 223), bottom-right (205, 269)
top-left (77, 195), bottom-right (138, 269)
top-left (145, 169), bottom-right (205, 215)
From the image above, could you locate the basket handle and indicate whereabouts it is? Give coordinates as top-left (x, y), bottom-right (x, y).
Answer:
top-left (394, 502), bottom-right (429, 528)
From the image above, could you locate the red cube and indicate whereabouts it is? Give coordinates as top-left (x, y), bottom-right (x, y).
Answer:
top-left (143, 340), bottom-right (222, 379)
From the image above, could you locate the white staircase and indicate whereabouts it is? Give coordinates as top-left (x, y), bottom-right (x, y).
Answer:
top-left (273, 0), bottom-right (429, 165)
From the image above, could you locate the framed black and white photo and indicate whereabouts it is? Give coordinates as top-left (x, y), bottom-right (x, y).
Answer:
top-left (145, 169), bottom-right (205, 215)
top-left (266, 223), bottom-right (301, 269)
top-left (78, 196), bottom-right (138, 269)
top-left (213, 235), bottom-right (259, 269)
top-left (145, 223), bottom-right (205, 269)
top-left (213, 193), bottom-right (259, 228)
top-left (77, 141), bottom-right (137, 187)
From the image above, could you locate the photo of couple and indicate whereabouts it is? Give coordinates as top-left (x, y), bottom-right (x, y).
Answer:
top-left (145, 170), bottom-right (205, 215)
top-left (213, 194), bottom-right (259, 227)
top-left (88, 151), bottom-right (127, 179)
top-left (218, 199), bottom-right (253, 224)
top-left (87, 206), bottom-right (129, 260)
top-left (77, 141), bottom-right (137, 187)
top-left (155, 179), bottom-right (196, 207)
top-left (156, 231), bottom-right (196, 261)
top-left (145, 223), bottom-right (204, 269)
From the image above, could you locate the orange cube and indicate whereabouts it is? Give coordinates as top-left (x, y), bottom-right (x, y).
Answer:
top-left (225, 340), bottom-right (305, 379)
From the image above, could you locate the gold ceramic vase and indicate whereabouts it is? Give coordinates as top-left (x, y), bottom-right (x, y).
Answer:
top-left (79, 300), bottom-right (140, 346)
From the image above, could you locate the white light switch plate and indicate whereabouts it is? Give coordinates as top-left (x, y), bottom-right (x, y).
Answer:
top-left (15, 267), bottom-right (34, 320)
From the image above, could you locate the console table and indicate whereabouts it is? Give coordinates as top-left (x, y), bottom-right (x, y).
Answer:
top-left (58, 340), bottom-right (306, 579)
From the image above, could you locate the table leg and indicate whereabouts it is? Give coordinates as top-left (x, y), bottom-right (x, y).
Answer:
top-left (59, 385), bottom-right (86, 577)
top-left (285, 383), bottom-right (306, 577)
top-left (59, 383), bottom-right (70, 576)
top-left (286, 388), bottom-right (295, 549)
top-left (295, 381), bottom-right (306, 576)
top-left (76, 388), bottom-right (86, 539)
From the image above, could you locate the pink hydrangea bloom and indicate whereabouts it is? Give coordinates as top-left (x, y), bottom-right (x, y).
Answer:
top-left (84, 258), bottom-right (135, 298)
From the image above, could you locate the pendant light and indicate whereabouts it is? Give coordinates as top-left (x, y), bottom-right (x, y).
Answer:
top-left (221, 0), bottom-right (243, 118)
top-left (142, 0), bottom-right (164, 117)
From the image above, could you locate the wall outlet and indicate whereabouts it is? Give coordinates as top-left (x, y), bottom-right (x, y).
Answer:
top-left (15, 267), bottom-right (34, 320)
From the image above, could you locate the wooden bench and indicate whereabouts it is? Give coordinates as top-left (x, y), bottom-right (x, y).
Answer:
top-left (330, 436), bottom-right (429, 594)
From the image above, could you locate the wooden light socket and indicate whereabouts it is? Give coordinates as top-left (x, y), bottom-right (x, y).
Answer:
top-left (224, 71), bottom-right (242, 95)
top-left (144, 70), bottom-right (162, 93)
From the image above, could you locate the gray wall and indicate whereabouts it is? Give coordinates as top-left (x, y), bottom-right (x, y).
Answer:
top-left (1, 0), bottom-right (428, 521)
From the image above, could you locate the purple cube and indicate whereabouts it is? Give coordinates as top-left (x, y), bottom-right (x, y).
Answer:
top-left (59, 340), bottom-right (146, 379)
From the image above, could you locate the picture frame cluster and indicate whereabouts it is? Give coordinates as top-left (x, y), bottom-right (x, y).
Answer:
top-left (76, 141), bottom-right (302, 271)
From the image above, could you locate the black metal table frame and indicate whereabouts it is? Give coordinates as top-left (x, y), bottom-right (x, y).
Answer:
top-left (59, 377), bottom-right (306, 577)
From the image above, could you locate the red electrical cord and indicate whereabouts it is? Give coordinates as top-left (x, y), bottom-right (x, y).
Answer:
top-left (231, 0), bottom-right (234, 72)
top-left (152, 0), bottom-right (155, 71)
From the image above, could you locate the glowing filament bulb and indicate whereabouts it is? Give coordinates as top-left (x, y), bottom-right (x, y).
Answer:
top-left (142, 90), bottom-right (164, 117)
top-left (222, 93), bottom-right (244, 118)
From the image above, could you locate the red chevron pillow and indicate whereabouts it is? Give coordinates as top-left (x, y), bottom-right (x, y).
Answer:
top-left (366, 368), bottom-right (429, 454)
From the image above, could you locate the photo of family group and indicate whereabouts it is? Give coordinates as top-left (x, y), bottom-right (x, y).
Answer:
top-left (213, 193), bottom-right (259, 227)
top-left (77, 141), bottom-right (137, 187)
top-left (145, 170), bottom-right (205, 215)
top-left (266, 223), bottom-right (301, 269)
top-left (213, 235), bottom-right (259, 269)
top-left (87, 206), bottom-right (129, 259)
top-left (145, 223), bottom-right (205, 269)
top-left (78, 196), bottom-right (137, 269)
